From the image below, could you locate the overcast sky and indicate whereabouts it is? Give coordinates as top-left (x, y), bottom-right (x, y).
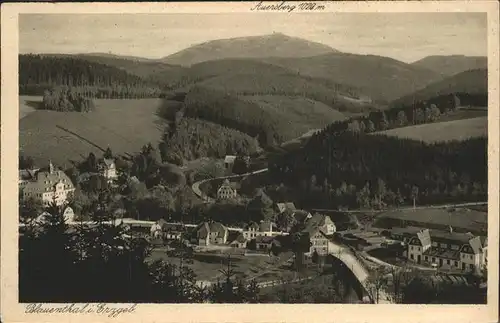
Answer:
top-left (19, 13), bottom-right (487, 63)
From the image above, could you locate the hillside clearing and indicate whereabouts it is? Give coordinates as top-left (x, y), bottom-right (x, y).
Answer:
top-left (375, 116), bottom-right (487, 143)
top-left (19, 96), bottom-right (42, 120)
top-left (19, 98), bottom-right (171, 166)
top-left (241, 95), bottom-right (346, 137)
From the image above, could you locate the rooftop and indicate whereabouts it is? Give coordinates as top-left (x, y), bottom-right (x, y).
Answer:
top-left (276, 202), bottom-right (296, 213)
top-left (423, 247), bottom-right (461, 260)
top-left (23, 167), bottom-right (75, 194)
top-left (224, 155), bottom-right (237, 164)
top-left (255, 235), bottom-right (275, 244)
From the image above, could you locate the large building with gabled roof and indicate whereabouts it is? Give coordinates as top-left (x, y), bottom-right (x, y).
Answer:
top-left (19, 161), bottom-right (75, 207)
top-left (407, 228), bottom-right (487, 275)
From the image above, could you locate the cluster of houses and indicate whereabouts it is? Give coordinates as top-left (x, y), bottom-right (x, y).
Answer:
top-left (377, 208), bottom-right (488, 275)
top-left (149, 201), bottom-right (338, 258)
top-left (19, 161), bottom-right (76, 207)
top-left (19, 158), bottom-right (118, 207)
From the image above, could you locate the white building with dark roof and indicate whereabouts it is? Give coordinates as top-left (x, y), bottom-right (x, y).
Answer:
top-left (196, 221), bottom-right (229, 246)
top-left (20, 161), bottom-right (75, 207)
top-left (242, 220), bottom-right (278, 240)
top-left (224, 155), bottom-right (237, 171)
top-left (98, 158), bottom-right (117, 182)
top-left (407, 228), bottom-right (487, 274)
top-left (275, 202), bottom-right (296, 214)
top-left (216, 179), bottom-right (237, 200)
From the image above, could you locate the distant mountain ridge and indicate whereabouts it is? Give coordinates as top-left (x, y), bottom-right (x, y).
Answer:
top-left (258, 53), bottom-right (444, 102)
top-left (411, 55), bottom-right (487, 77)
top-left (161, 33), bottom-right (339, 66)
top-left (390, 68), bottom-right (487, 107)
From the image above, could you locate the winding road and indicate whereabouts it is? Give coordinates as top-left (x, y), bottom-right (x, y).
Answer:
top-left (191, 168), bottom-right (269, 203)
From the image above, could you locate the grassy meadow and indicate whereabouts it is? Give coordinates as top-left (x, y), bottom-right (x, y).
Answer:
top-left (376, 116), bottom-right (487, 143)
top-left (19, 96), bottom-right (174, 166)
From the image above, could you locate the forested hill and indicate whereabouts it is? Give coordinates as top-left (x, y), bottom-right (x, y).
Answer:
top-left (257, 53), bottom-right (443, 102)
top-left (268, 131), bottom-right (487, 210)
top-left (411, 55), bottom-right (487, 77)
top-left (19, 54), bottom-right (163, 98)
top-left (161, 33), bottom-right (338, 66)
top-left (390, 69), bottom-right (488, 108)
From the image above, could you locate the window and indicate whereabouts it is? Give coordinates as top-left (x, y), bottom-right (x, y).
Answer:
top-left (454, 261), bottom-right (458, 267)
top-left (470, 264), bottom-right (474, 270)
top-left (446, 259), bottom-right (450, 265)
top-left (440, 243), bottom-right (448, 249)
top-left (425, 256), bottom-right (428, 261)
top-left (432, 242), bottom-right (438, 247)
top-left (432, 257), bottom-right (436, 262)
top-left (410, 254), bottom-right (414, 260)
top-left (451, 245), bottom-right (460, 250)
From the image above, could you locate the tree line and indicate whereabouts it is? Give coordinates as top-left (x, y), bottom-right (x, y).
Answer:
top-left (42, 87), bottom-right (96, 112)
top-left (182, 86), bottom-right (284, 147)
top-left (325, 93), bottom-right (485, 136)
top-left (19, 54), bottom-right (163, 98)
top-left (268, 131), bottom-right (487, 210)
top-left (19, 189), bottom-right (262, 303)
top-left (159, 117), bottom-right (260, 163)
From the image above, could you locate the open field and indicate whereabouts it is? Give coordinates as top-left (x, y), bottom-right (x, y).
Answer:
top-left (148, 248), bottom-right (277, 282)
top-left (19, 95), bottom-right (42, 120)
top-left (19, 97), bottom-right (172, 166)
top-left (376, 116), bottom-right (487, 143)
top-left (437, 108), bottom-right (487, 122)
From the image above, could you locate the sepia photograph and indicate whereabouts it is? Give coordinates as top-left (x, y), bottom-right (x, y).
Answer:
top-left (1, 2), bottom-right (499, 323)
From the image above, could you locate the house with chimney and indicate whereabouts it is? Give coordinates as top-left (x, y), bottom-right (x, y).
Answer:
top-left (407, 228), bottom-right (487, 274)
top-left (97, 158), bottom-right (118, 183)
top-left (301, 220), bottom-right (331, 257)
top-left (242, 220), bottom-right (277, 240)
top-left (196, 221), bottom-right (229, 246)
top-left (224, 155), bottom-right (237, 172)
top-left (20, 161), bottom-right (75, 207)
top-left (216, 179), bottom-right (237, 200)
top-left (230, 233), bottom-right (248, 249)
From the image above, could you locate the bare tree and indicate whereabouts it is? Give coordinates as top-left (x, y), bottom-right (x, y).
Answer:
top-left (365, 267), bottom-right (389, 303)
top-left (388, 264), bottom-right (416, 303)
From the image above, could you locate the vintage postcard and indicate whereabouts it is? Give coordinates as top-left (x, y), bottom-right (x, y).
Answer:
top-left (1, 1), bottom-right (499, 323)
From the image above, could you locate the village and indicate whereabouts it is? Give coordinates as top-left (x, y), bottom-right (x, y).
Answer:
top-left (18, 152), bottom-right (488, 302)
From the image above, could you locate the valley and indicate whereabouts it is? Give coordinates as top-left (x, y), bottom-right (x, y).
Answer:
top-left (18, 29), bottom-right (489, 306)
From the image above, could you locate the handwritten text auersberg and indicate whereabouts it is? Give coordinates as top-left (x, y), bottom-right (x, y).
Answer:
top-left (25, 303), bottom-right (137, 318)
top-left (251, 1), bottom-right (326, 12)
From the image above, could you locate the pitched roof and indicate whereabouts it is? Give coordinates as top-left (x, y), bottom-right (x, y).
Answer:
top-left (429, 230), bottom-right (475, 244)
top-left (276, 202), bottom-right (296, 213)
top-left (417, 229), bottom-right (432, 248)
top-left (99, 158), bottom-right (115, 168)
top-left (468, 236), bottom-right (483, 254)
top-left (224, 155), bottom-right (237, 163)
top-left (245, 222), bottom-right (259, 230)
top-left (423, 248), bottom-right (461, 260)
top-left (23, 168), bottom-right (75, 194)
top-left (305, 213), bottom-right (333, 227)
top-left (292, 210), bottom-right (312, 223)
top-left (209, 222), bottom-right (228, 237)
top-left (232, 233), bottom-right (247, 243)
top-left (197, 222), bottom-right (210, 239)
top-left (255, 235), bottom-right (275, 244)
top-left (19, 169), bottom-right (37, 181)
top-left (259, 220), bottom-right (273, 232)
